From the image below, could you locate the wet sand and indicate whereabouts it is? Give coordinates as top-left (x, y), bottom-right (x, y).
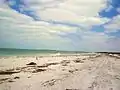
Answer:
top-left (0, 53), bottom-right (120, 90)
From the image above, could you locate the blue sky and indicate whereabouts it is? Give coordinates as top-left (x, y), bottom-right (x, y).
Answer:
top-left (0, 0), bottom-right (120, 51)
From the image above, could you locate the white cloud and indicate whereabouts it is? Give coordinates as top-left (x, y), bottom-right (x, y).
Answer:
top-left (24, 0), bottom-right (65, 9)
top-left (26, 0), bottom-right (106, 16)
top-left (36, 0), bottom-right (109, 27)
top-left (104, 15), bottom-right (120, 33)
top-left (39, 8), bottom-right (109, 26)
top-left (59, 30), bottom-right (113, 51)
top-left (0, 0), bottom-right (120, 51)
top-left (15, 0), bottom-right (109, 28)
top-left (0, 7), bottom-right (33, 23)
top-left (0, 6), bottom-right (77, 50)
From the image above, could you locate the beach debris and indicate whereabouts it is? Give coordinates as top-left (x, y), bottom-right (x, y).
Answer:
top-left (88, 81), bottom-right (97, 89)
top-left (0, 70), bottom-right (20, 75)
top-left (0, 78), bottom-right (10, 82)
top-left (26, 62), bottom-right (37, 65)
top-left (82, 58), bottom-right (86, 60)
top-left (42, 79), bottom-right (59, 86)
top-left (43, 62), bottom-right (59, 67)
top-left (0, 77), bottom-right (19, 84)
top-left (60, 60), bottom-right (70, 66)
top-left (68, 70), bottom-right (74, 73)
top-left (14, 76), bottom-right (20, 79)
top-left (73, 59), bottom-right (84, 63)
top-left (0, 78), bottom-right (10, 84)
top-left (27, 76), bottom-right (31, 78)
top-left (108, 54), bottom-right (120, 59)
top-left (68, 69), bottom-right (79, 73)
top-left (36, 57), bottom-right (38, 60)
top-left (65, 89), bottom-right (80, 90)
top-left (109, 88), bottom-right (113, 90)
top-left (8, 80), bottom-right (15, 82)
top-left (114, 75), bottom-right (120, 80)
top-left (32, 68), bottom-right (46, 73)
top-left (37, 62), bottom-right (59, 68)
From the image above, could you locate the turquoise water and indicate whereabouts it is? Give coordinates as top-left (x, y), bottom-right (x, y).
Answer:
top-left (0, 48), bottom-right (84, 56)
top-left (0, 48), bottom-right (57, 56)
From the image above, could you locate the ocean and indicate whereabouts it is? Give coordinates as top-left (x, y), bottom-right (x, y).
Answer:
top-left (0, 48), bottom-right (85, 56)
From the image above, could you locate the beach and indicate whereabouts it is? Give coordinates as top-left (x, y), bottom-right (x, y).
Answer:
top-left (0, 53), bottom-right (120, 90)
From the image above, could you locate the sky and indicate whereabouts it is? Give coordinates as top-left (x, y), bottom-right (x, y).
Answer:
top-left (0, 0), bottom-right (120, 52)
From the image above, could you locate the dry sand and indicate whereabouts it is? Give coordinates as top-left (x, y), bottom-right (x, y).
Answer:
top-left (0, 53), bottom-right (120, 90)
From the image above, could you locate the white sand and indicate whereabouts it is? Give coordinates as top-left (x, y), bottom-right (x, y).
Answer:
top-left (0, 53), bottom-right (120, 90)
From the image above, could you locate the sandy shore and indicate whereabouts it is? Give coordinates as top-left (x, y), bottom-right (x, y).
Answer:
top-left (0, 53), bottom-right (120, 90)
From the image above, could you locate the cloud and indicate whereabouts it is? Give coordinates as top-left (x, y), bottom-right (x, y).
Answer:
top-left (0, 0), bottom-right (120, 51)
top-left (104, 15), bottom-right (120, 33)
top-left (59, 30), bottom-right (114, 51)
top-left (0, 6), bottom-right (76, 50)
top-left (5, 0), bottom-right (109, 26)
top-left (27, 0), bottom-right (106, 16)
top-left (37, 0), bottom-right (109, 27)
top-left (106, 38), bottom-right (120, 51)
top-left (0, 6), bottom-right (33, 23)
